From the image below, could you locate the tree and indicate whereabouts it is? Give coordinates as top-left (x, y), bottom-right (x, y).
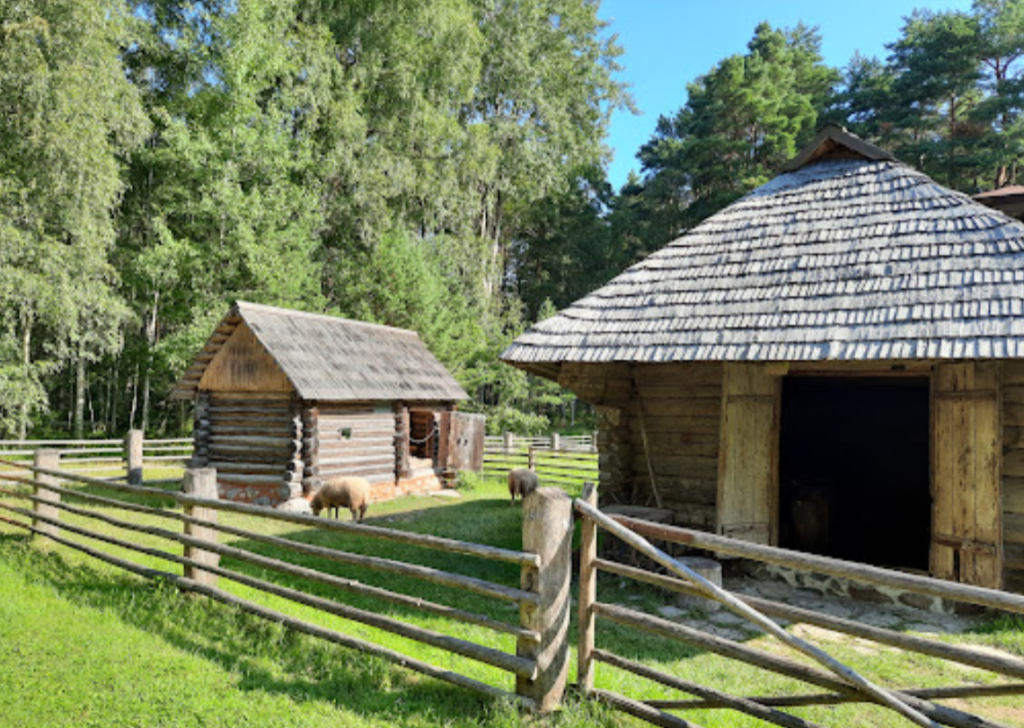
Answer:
top-left (0, 0), bottom-right (148, 438)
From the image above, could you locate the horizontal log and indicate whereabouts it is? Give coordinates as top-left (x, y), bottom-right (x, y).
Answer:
top-left (611, 516), bottom-right (1024, 615)
top-left (207, 462), bottom-right (285, 475)
top-left (319, 455), bottom-right (395, 469)
top-left (216, 473), bottom-right (287, 486)
top-left (648, 684), bottom-right (1024, 710)
top-left (1, 462), bottom-right (541, 568)
top-left (593, 649), bottom-right (824, 728)
top-left (1004, 479), bottom-right (1024, 514)
top-left (1004, 403), bottom-right (1024, 428)
top-left (0, 511), bottom-right (531, 707)
top-left (594, 559), bottom-right (1024, 681)
top-left (209, 436), bottom-right (294, 447)
top-left (588, 689), bottom-right (701, 728)
top-left (1005, 513), bottom-right (1024, 545)
top-left (1004, 450), bottom-right (1024, 479)
top-left (209, 425), bottom-right (291, 436)
top-left (210, 390), bottom-right (291, 401)
top-left (592, 603), bottom-right (997, 728)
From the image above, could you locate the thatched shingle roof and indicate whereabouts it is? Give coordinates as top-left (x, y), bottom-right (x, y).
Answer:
top-left (172, 302), bottom-right (468, 402)
top-left (502, 127), bottom-right (1024, 372)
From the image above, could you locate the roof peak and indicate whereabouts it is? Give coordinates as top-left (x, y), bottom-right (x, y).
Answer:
top-left (780, 124), bottom-right (895, 173)
top-left (234, 300), bottom-right (420, 339)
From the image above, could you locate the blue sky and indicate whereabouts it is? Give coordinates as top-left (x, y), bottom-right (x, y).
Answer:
top-left (598, 0), bottom-right (973, 190)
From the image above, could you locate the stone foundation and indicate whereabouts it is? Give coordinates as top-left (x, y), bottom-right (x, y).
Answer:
top-left (736, 561), bottom-right (979, 615)
top-left (218, 470), bottom-right (448, 509)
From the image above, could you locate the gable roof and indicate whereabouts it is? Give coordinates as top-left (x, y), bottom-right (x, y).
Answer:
top-left (172, 302), bottom-right (468, 402)
top-left (502, 128), bottom-right (1024, 373)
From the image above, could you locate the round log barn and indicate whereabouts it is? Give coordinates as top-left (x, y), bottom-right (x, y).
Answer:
top-left (172, 302), bottom-right (483, 507)
top-left (503, 125), bottom-right (1024, 593)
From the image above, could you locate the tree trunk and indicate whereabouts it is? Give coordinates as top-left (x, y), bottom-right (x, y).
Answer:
top-left (140, 291), bottom-right (160, 434)
top-left (18, 317), bottom-right (31, 441)
top-left (73, 350), bottom-right (86, 439)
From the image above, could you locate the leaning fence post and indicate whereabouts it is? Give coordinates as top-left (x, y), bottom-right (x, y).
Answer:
top-left (577, 482), bottom-right (598, 692)
top-left (517, 487), bottom-right (573, 712)
top-left (32, 449), bottom-right (61, 540)
top-left (182, 467), bottom-right (219, 588)
top-left (125, 429), bottom-right (144, 486)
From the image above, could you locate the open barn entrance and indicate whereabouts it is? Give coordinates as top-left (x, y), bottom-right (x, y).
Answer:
top-left (779, 376), bottom-right (931, 571)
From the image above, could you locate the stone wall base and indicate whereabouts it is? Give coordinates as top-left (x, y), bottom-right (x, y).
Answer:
top-left (736, 561), bottom-right (979, 615)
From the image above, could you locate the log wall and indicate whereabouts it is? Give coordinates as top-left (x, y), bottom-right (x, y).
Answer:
top-left (316, 402), bottom-right (397, 485)
top-left (205, 391), bottom-right (295, 505)
top-left (1004, 363), bottom-right (1024, 593)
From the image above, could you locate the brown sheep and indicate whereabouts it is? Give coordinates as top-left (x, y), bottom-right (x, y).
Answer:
top-left (306, 476), bottom-right (371, 522)
top-left (508, 468), bottom-right (539, 506)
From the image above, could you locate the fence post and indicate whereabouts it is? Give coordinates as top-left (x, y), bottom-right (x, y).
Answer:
top-left (126, 429), bottom-right (144, 486)
top-left (32, 449), bottom-right (61, 540)
top-left (503, 431), bottom-right (515, 454)
top-left (577, 482), bottom-right (598, 692)
top-left (551, 433), bottom-right (561, 451)
top-left (517, 487), bottom-right (573, 712)
top-left (182, 467), bottom-right (219, 588)
top-left (528, 446), bottom-right (536, 471)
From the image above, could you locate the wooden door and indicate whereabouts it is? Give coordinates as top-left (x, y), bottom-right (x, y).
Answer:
top-left (932, 362), bottom-right (1003, 588)
top-left (441, 412), bottom-right (486, 472)
top-left (717, 364), bottom-right (781, 545)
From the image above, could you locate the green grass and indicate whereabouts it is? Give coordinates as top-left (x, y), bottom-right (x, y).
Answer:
top-left (1, 473), bottom-right (1023, 727)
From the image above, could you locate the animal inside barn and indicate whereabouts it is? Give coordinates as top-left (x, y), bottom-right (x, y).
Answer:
top-left (502, 125), bottom-right (1024, 594)
top-left (172, 302), bottom-right (484, 507)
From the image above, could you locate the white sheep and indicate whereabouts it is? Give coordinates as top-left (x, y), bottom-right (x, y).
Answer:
top-left (507, 468), bottom-right (539, 506)
top-left (306, 476), bottom-right (371, 522)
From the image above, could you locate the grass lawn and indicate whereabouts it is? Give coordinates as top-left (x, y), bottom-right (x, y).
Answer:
top-left (1, 471), bottom-right (1023, 727)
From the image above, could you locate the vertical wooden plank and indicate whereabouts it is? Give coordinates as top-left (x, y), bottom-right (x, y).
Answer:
top-left (717, 364), bottom-right (780, 545)
top-left (577, 483), bottom-right (598, 693)
top-left (972, 362), bottom-right (1002, 588)
top-left (32, 450), bottom-right (61, 540)
top-left (932, 363), bottom-right (1003, 588)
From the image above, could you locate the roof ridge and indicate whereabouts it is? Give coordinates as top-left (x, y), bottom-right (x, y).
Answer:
top-left (234, 301), bottom-right (421, 339)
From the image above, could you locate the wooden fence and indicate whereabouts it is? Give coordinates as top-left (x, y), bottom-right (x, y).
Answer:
top-left (0, 452), bottom-right (575, 712)
top-left (575, 484), bottom-right (1024, 728)
top-left (0, 431), bottom-right (191, 480)
top-left (482, 434), bottom-right (597, 490)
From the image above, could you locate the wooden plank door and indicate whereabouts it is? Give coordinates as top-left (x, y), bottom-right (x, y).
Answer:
top-left (442, 412), bottom-right (486, 472)
top-left (932, 362), bottom-right (1003, 588)
top-left (717, 364), bottom-right (781, 545)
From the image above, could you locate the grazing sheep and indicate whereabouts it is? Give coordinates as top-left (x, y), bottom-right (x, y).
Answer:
top-left (508, 468), bottom-right (539, 506)
top-left (307, 476), bottom-right (371, 522)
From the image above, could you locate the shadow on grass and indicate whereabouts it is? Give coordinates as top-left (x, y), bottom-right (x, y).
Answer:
top-left (0, 533), bottom-right (501, 724)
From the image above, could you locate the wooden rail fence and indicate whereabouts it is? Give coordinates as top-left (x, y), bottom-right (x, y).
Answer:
top-left (0, 430), bottom-right (190, 481)
top-left (575, 483), bottom-right (1024, 728)
top-left (0, 452), bottom-right (576, 711)
top-left (482, 433), bottom-right (597, 490)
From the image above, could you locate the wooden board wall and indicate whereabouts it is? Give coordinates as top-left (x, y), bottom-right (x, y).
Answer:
top-left (933, 362), bottom-right (1003, 589)
top-left (1003, 363), bottom-right (1024, 593)
top-left (199, 323), bottom-right (293, 394)
top-left (316, 402), bottom-right (397, 485)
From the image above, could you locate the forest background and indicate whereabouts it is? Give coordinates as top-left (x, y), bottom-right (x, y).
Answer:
top-left (2, 0), bottom-right (1024, 440)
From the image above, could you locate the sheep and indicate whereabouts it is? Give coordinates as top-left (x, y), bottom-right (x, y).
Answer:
top-left (508, 468), bottom-right (539, 506)
top-left (306, 476), bottom-right (371, 522)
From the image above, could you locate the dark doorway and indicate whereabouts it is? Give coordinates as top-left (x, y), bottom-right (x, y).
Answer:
top-left (779, 376), bottom-right (931, 571)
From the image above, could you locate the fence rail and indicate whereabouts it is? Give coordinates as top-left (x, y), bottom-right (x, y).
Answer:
top-left (0, 453), bottom-right (579, 711)
top-left (575, 483), bottom-right (1024, 728)
top-left (0, 432), bottom-right (191, 478)
top-left (482, 439), bottom-right (597, 490)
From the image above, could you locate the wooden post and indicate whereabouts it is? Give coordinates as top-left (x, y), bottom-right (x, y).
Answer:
top-left (504, 431), bottom-right (515, 454)
top-left (528, 446), bottom-right (536, 471)
top-left (126, 429), bottom-right (144, 486)
top-left (182, 468), bottom-right (220, 588)
top-left (32, 450), bottom-right (61, 539)
top-left (578, 482), bottom-right (598, 693)
top-left (517, 487), bottom-right (573, 712)
top-left (395, 402), bottom-right (411, 481)
top-left (552, 433), bottom-right (562, 451)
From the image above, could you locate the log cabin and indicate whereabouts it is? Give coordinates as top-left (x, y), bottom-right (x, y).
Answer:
top-left (172, 302), bottom-right (483, 506)
top-left (502, 125), bottom-right (1024, 593)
